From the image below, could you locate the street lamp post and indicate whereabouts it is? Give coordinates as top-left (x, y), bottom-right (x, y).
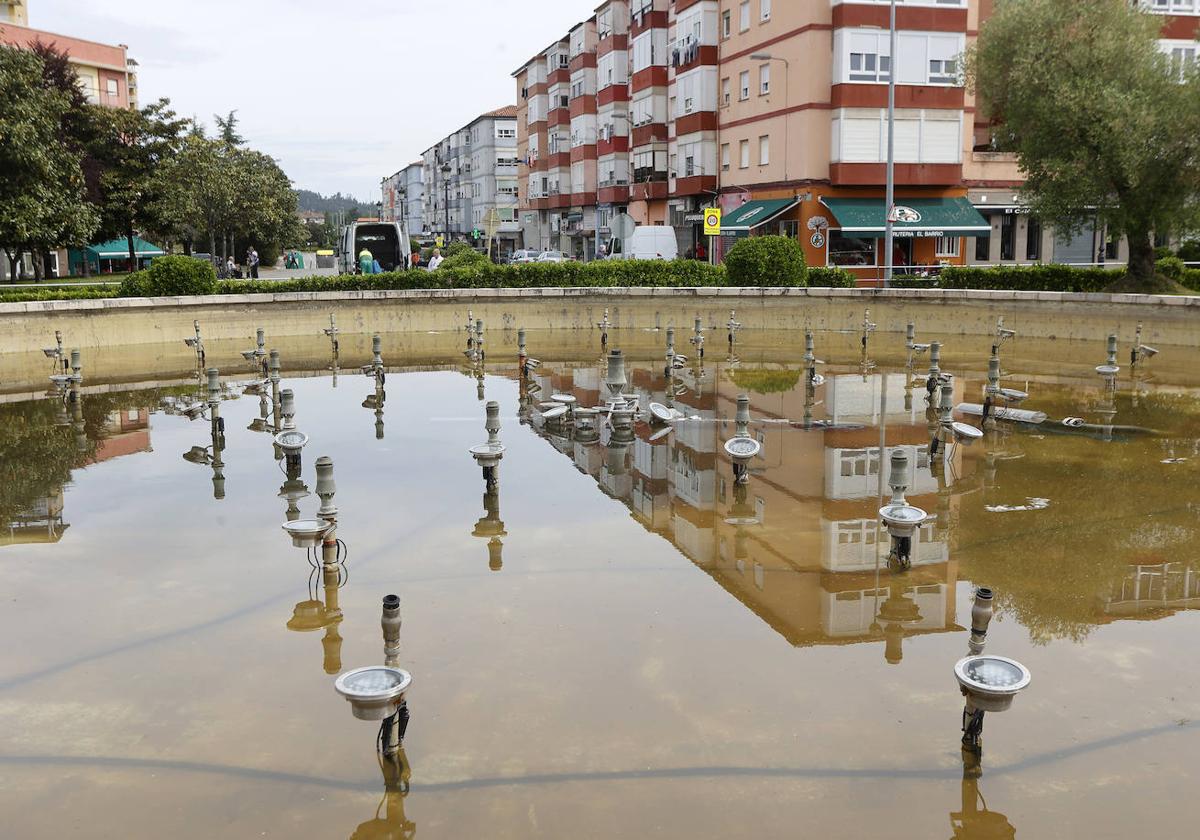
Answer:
top-left (883, 0), bottom-right (897, 288)
top-left (749, 54), bottom-right (791, 185)
top-left (441, 162), bottom-right (452, 243)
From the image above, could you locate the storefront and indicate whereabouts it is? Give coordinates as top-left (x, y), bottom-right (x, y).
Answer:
top-left (817, 196), bottom-right (989, 281)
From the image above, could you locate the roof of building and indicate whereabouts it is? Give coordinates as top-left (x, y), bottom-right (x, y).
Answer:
top-left (479, 105), bottom-right (519, 120)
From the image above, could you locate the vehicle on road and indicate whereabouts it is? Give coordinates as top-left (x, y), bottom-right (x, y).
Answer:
top-left (337, 221), bottom-right (412, 274)
top-left (607, 226), bottom-right (679, 261)
top-left (509, 249), bottom-right (540, 264)
top-left (537, 250), bottom-right (570, 263)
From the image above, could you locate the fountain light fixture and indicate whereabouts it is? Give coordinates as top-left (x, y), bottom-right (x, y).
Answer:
top-left (282, 518), bottom-right (334, 548)
top-left (954, 656), bottom-right (1032, 714)
top-left (335, 666), bottom-right (413, 720)
top-left (724, 395), bottom-right (762, 483)
top-left (879, 449), bottom-right (927, 571)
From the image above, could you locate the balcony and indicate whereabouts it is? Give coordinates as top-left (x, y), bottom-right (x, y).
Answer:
top-left (597, 179), bottom-right (631, 205)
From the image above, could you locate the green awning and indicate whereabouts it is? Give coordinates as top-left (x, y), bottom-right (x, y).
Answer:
top-left (820, 197), bottom-right (990, 238)
top-left (85, 237), bottom-right (166, 258)
top-left (722, 199), bottom-right (801, 232)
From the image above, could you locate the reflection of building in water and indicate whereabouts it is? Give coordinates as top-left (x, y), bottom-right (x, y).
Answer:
top-left (1, 398), bottom-right (152, 548)
top-left (1104, 563), bottom-right (1200, 619)
top-left (524, 360), bottom-right (969, 651)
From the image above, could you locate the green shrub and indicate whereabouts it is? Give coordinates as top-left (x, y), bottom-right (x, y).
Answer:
top-left (724, 235), bottom-right (808, 287)
top-left (438, 246), bottom-right (489, 271)
top-left (0, 286), bottom-right (119, 303)
top-left (1155, 256), bottom-right (1186, 281)
top-left (1177, 239), bottom-right (1200, 263)
top-left (937, 264), bottom-right (1122, 292)
top-left (118, 255), bottom-right (218, 297)
top-left (1180, 269), bottom-right (1200, 292)
top-left (806, 266), bottom-right (856, 288)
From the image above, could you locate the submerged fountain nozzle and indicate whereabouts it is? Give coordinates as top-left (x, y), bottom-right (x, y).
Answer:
top-left (382, 594), bottom-right (402, 666)
top-left (470, 401), bottom-right (506, 490)
top-left (206, 367), bottom-right (222, 408)
top-left (968, 588), bottom-right (994, 655)
top-left (880, 450), bottom-right (927, 571)
top-left (1096, 334), bottom-right (1120, 376)
top-left (68, 349), bottom-right (83, 383)
top-left (315, 455), bottom-right (338, 523)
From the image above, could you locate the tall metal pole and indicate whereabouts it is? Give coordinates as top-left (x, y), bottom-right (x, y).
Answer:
top-left (883, 0), bottom-right (897, 288)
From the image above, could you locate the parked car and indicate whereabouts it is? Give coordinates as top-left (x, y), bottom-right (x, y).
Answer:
top-left (607, 226), bottom-right (679, 261)
top-left (509, 249), bottom-right (540, 264)
top-left (537, 250), bottom-right (570, 263)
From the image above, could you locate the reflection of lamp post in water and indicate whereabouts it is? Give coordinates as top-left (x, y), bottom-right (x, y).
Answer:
top-left (877, 581), bottom-right (922, 664)
top-left (950, 747), bottom-right (1016, 840)
top-left (472, 486), bottom-right (507, 572)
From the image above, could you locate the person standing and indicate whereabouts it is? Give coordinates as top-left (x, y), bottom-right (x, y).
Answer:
top-left (247, 247), bottom-right (260, 279)
top-left (410, 250), bottom-right (421, 270)
top-left (427, 249), bottom-right (444, 271)
top-left (359, 247), bottom-right (374, 275)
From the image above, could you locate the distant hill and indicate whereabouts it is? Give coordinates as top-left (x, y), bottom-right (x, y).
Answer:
top-left (295, 189), bottom-right (370, 214)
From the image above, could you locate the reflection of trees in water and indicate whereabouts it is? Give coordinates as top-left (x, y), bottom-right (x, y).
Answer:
top-left (0, 389), bottom-right (173, 529)
top-left (956, 401), bottom-right (1200, 643)
top-left (727, 367), bottom-right (801, 395)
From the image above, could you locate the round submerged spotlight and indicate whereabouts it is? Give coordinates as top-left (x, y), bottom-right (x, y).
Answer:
top-left (954, 655), bottom-right (1031, 712)
top-left (951, 422), bottom-right (984, 444)
top-left (648, 402), bottom-right (675, 425)
top-left (282, 518), bottom-right (332, 548)
top-left (334, 665), bottom-right (412, 720)
top-left (879, 502), bottom-right (927, 537)
top-left (724, 436), bottom-right (762, 461)
top-left (274, 429), bottom-right (309, 454)
top-left (1095, 364), bottom-right (1120, 376)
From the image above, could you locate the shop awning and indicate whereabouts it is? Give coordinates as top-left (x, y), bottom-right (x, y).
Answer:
top-left (722, 198), bottom-right (801, 232)
top-left (85, 237), bottom-right (166, 258)
top-left (820, 197), bottom-right (990, 238)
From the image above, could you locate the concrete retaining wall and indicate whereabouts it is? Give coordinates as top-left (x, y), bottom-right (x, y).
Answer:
top-left (1, 286), bottom-right (1197, 355)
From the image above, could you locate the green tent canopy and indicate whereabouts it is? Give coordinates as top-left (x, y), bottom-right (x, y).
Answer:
top-left (820, 197), bottom-right (990, 238)
top-left (86, 237), bottom-right (166, 259)
top-left (722, 199), bottom-right (801, 232)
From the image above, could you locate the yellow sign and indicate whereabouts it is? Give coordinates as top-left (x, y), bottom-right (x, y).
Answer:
top-left (703, 208), bottom-right (722, 236)
top-left (435, 235), bottom-right (445, 248)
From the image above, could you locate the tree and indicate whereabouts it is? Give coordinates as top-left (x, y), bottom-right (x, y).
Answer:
top-left (156, 134), bottom-right (235, 259)
top-left (969, 0), bottom-right (1200, 289)
top-left (87, 98), bottom-right (186, 270)
top-left (0, 46), bottom-right (98, 283)
top-left (213, 110), bottom-right (243, 146)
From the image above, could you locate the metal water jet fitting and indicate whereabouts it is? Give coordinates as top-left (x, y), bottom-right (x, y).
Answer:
top-left (598, 308), bottom-right (611, 344)
top-left (469, 401), bottom-right (506, 490)
top-left (280, 388), bottom-right (297, 430)
top-left (1132, 322), bottom-right (1158, 366)
top-left (68, 349), bottom-right (83, 384)
top-left (324, 314), bottom-right (339, 351)
top-left (723, 394), bottom-right (762, 484)
top-left (968, 588), bottom-right (993, 656)
top-left (735, 392), bottom-right (751, 437)
top-left (926, 341), bottom-right (943, 402)
top-left (1096, 334), bottom-right (1120, 376)
top-left (256, 327), bottom-right (266, 356)
top-left (906, 322), bottom-right (915, 353)
top-left (382, 594), bottom-right (402, 667)
top-left (727, 310), bottom-right (741, 345)
top-left (605, 348), bottom-right (628, 400)
top-left (690, 316), bottom-right (705, 358)
top-left (474, 319), bottom-right (485, 360)
top-left (315, 455), bottom-right (338, 525)
top-left (993, 317), bottom-right (1016, 355)
top-left (206, 367), bottom-right (222, 409)
top-left (518, 328), bottom-right (527, 363)
top-left (185, 320), bottom-right (205, 363)
top-left (465, 309), bottom-right (475, 349)
top-left (861, 309), bottom-right (877, 349)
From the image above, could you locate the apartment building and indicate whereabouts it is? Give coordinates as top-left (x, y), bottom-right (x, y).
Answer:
top-left (515, 0), bottom-right (1198, 273)
top-left (417, 107), bottom-right (521, 255)
top-left (381, 162), bottom-right (425, 237)
top-left (1, 2), bottom-right (141, 278)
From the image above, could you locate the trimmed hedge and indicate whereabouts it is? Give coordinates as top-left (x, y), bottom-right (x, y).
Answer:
top-left (0, 286), bottom-right (117, 303)
top-left (937, 265), bottom-right (1124, 292)
top-left (1182, 269), bottom-right (1200, 292)
top-left (118, 255), bottom-right (218, 297)
top-left (724, 235), bottom-right (807, 287)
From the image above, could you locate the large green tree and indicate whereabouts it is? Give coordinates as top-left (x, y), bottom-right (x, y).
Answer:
top-left (0, 46), bottom-right (98, 283)
top-left (87, 98), bottom-right (186, 269)
top-left (969, 0), bottom-right (1200, 288)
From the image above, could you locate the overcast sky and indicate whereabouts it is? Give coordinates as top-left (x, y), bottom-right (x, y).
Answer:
top-left (32, 0), bottom-right (584, 200)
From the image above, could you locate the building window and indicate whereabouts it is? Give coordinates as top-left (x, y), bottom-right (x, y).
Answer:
top-left (1025, 217), bottom-right (1042, 261)
top-left (759, 64), bottom-right (771, 95)
top-left (722, 10), bottom-right (731, 38)
top-left (1105, 232), bottom-right (1118, 261)
top-left (105, 78), bottom-right (119, 96)
top-left (929, 58), bottom-right (958, 85)
top-left (739, 139), bottom-right (750, 168)
top-left (739, 1), bottom-right (750, 32)
top-left (722, 77), bottom-right (731, 105)
top-left (1000, 214), bottom-right (1016, 261)
top-left (935, 236), bottom-right (960, 258)
top-left (761, 0), bottom-right (772, 21)
top-left (721, 143), bottom-right (731, 171)
top-left (739, 70), bottom-right (750, 100)
top-left (849, 51), bottom-right (890, 83)
top-left (758, 135), bottom-right (770, 166)
top-left (975, 229), bottom-right (991, 262)
top-left (829, 232), bottom-right (874, 267)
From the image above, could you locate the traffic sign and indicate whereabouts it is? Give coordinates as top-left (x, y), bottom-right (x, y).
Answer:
top-left (703, 208), bottom-right (722, 236)
top-left (611, 213), bottom-right (637, 240)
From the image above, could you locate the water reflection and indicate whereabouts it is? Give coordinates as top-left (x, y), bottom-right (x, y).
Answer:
top-left (523, 359), bottom-right (965, 653)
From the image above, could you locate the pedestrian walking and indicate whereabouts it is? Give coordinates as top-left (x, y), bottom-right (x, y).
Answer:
top-left (247, 247), bottom-right (260, 279)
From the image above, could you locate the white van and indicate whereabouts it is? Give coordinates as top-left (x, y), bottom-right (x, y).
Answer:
top-left (337, 221), bottom-right (412, 274)
top-left (609, 225), bottom-right (679, 261)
